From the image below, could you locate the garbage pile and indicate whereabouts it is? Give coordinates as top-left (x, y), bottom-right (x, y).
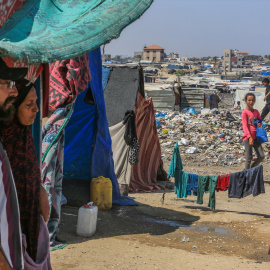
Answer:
top-left (156, 108), bottom-right (270, 167)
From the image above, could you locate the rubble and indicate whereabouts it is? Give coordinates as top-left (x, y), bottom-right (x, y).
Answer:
top-left (156, 108), bottom-right (270, 167)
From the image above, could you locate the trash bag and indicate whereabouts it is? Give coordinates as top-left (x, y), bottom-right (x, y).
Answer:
top-left (155, 112), bottom-right (167, 118)
top-left (256, 127), bottom-right (268, 144)
top-left (185, 147), bottom-right (199, 154)
top-left (182, 107), bottom-right (197, 115)
top-left (187, 107), bottom-right (197, 115)
top-left (201, 108), bottom-right (211, 115)
top-left (155, 120), bottom-right (161, 129)
top-left (225, 111), bottom-right (236, 122)
top-left (181, 138), bottom-right (190, 146)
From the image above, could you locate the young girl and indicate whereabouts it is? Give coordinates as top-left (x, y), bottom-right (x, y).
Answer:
top-left (242, 93), bottom-right (265, 169)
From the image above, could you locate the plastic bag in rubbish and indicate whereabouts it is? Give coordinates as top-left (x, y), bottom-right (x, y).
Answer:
top-left (181, 138), bottom-right (190, 146)
top-left (155, 112), bottom-right (167, 118)
top-left (185, 147), bottom-right (199, 154)
top-left (187, 107), bottom-right (197, 115)
top-left (156, 120), bottom-right (161, 129)
top-left (182, 107), bottom-right (197, 115)
top-left (201, 108), bottom-right (211, 115)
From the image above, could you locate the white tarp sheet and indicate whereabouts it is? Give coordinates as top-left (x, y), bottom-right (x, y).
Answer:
top-left (234, 90), bottom-right (265, 113)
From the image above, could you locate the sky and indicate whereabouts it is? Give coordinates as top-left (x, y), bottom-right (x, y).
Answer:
top-left (105, 0), bottom-right (269, 58)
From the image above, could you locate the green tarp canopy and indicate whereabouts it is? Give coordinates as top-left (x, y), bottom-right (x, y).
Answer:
top-left (0, 0), bottom-right (153, 64)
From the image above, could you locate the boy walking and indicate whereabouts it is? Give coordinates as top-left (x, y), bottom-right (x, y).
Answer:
top-left (261, 78), bottom-right (270, 120)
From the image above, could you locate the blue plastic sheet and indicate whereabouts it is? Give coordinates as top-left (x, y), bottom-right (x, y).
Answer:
top-left (64, 101), bottom-right (97, 180)
top-left (155, 112), bottom-right (167, 118)
top-left (102, 66), bottom-right (111, 91)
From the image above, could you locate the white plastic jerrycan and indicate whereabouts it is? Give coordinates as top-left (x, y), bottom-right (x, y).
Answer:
top-left (76, 202), bottom-right (98, 237)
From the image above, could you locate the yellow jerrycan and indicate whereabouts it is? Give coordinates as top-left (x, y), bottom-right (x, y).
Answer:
top-left (90, 176), bottom-right (112, 210)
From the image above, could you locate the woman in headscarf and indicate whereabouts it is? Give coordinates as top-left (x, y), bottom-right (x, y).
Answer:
top-left (0, 79), bottom-right (51, 269)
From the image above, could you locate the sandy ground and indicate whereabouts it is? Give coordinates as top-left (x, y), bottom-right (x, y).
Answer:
top-left (51, 161), bottom-right (270, 270)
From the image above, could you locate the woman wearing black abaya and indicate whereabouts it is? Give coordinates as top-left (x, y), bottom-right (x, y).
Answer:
top-left (0, 79), bottom-right (51, 269)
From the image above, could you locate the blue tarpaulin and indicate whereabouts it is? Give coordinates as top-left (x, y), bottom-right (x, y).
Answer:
top-left (64, 48), bottom-right (136, 206)
top-left (261, 72), bottom-right (270, 76)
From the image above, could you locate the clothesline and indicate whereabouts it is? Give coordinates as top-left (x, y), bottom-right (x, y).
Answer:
top-left (167, 142), bottom-right (265, 210)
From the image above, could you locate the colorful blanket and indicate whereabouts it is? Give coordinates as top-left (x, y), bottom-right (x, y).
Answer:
top-left (42, 55), bottom-right (90, 244)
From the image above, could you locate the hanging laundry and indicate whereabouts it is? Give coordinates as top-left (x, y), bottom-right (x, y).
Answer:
top-left (123, 110), bottom-right (140, 165)
top-left (180, 172), bottom-right (189, 198)
top-left (167, 142), bottom-right (183, 198)
top-left (187, 173), bottom-right (198, 196)
top-left (197, 175), bottom-right (218, 210)
top-left (229, 165), bottom-right (264, 198)
top-left (244, 165), bottom-right (265, 196)
top-left (216, 174), bottom-right (230, 192)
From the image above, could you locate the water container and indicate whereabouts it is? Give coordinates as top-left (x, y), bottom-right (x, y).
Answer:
top-left (76, 202), bottom-right (98, 237)
top-left (90, 176), bottom-right (112, 210)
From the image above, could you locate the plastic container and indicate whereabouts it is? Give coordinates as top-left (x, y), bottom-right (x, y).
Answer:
top-left (76, 202), bottom-right (98, 237)
top-left (162, 128), bottom-right (168, 134)
top-left (90, 176), bottom-right (112, 210)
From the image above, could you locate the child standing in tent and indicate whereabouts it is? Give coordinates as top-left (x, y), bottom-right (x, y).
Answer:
top-left (236, 101), bottom-right (241, 110)
top-left (241, 93), bottom-right (265, 169)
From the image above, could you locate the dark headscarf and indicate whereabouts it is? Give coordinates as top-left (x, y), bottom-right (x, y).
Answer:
top-left (15, 78), bottom-right (34, 108)
top-left (0, 79), bottom-right (40, 260)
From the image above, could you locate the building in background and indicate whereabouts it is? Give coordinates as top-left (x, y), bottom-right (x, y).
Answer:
top-left (134, 51), bottom-right (143, 61)
top-left (223, 49), bottom-right (232, 72)
top-left (102, 54), bottom-right (111, 62)
top-left (143, 44), bottom-right (166, 63)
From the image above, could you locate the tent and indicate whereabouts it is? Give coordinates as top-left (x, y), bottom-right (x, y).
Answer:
top-left (63, 49), bottom-right (136, 206)
top-left (64, 65), bottom-right (164, 196)
top-left (104, 67), bottom-right (165, 193)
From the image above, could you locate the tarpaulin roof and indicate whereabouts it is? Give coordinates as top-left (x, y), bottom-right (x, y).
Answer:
top-left (0, 0), bottom-right (153, 64)
top-left (104, 67), bottom-right (140, 127)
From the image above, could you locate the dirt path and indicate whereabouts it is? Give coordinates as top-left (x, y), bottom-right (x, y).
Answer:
top-left (51, 163), bottom-right (270, 270)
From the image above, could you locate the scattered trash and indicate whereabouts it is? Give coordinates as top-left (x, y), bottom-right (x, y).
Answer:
top-left (156, 120), bottom-right (161, 129)
top-left (181, 138), bottom-right (190, 146)
top-left (162, 128), bottom-right (168, 134)
top-left (156, 108), bottom-right (270, 167)
top-left (182, 235), bottom-right (189, 243)
top-left (185, 147), bottom-right (199, 154)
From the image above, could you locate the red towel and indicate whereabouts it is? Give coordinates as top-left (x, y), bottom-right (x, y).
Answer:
top-left (216, 174), bottom-right (230, 191)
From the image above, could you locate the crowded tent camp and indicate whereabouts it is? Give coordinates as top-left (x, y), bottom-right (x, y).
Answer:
top-left (1, 0), bottom-right (270, 269)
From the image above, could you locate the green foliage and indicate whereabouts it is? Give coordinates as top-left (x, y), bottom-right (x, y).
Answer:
top-left (175, 70), bottom-right (185, 76)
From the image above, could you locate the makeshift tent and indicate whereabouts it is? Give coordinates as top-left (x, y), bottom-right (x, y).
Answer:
top-left (104, 67), bottom-right (164, 192)
top-left (204, 94), bottom-right (221, 109)
top-left (0, 0), bottom-right (154, 64)
top-left (63, 49), bottom-right (136, 206)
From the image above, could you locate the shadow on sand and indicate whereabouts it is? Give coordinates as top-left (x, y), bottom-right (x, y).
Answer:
top-left (58, 202), bottom-right (200, 245)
